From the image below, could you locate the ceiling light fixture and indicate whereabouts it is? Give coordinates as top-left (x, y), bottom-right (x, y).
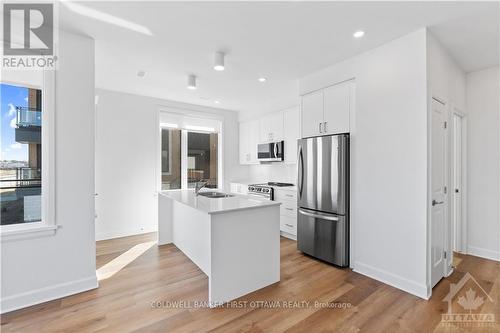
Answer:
top-left (353, 30), bottom-right (365, 38)
top-left (258, 77), bottom-right (267, 82)
top-left (214, 52), bottom-right (225, 71)
top-left (187, 75), bottom-right (197, 90)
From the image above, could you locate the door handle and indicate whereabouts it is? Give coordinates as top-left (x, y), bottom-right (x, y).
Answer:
top-left (298, 146), bottom-right (304, 199)
top-left (432, 199), bottom-right (444, 206)
top-left (299, 208), bottom-right (339, 221)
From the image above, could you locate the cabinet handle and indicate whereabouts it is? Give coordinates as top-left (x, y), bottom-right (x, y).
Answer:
top-left (324, 122), bottom-right (328, 132)
top-left (285, 208), bottom-right (294, 211)
top-left (285, 194), bottom-right (294, 197)
top-left (319, 122), bottom-right (322, 133)
top-left (285, 224), bottom-right (294, 228)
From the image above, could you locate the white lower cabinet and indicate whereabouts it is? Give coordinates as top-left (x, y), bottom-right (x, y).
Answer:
top-left (274, 188), bottom-right (297, 240)
top-left (280, 215), bottom-right (297, 237)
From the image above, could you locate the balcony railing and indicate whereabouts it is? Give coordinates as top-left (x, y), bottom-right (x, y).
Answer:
top-left (0, 167), bottom-right (41, 189)
top-left (16, 107), bottom-right (41, 127)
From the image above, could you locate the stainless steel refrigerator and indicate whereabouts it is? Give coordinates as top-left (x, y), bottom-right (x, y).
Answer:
top-left (297, 134), bottom-right (349, 267)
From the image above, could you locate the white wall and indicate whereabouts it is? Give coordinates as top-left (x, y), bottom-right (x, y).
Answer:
top-left (466, 66), bottom-right (500, 261)
top-left (300, 29), bottom-right (429, 298)
top-left (95, 89), bottom-right (245, 240)
top-left (1, 31), bottom-right (97, 313)
top-left (426, 31), bottom-right (467, 277)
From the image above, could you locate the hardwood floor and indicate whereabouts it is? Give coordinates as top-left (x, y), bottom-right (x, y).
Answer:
top-left (1, 233), bottom-right (499, 332)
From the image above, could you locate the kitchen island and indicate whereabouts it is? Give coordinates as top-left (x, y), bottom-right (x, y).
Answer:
top-left (158, 190), bottom-right (281, 307)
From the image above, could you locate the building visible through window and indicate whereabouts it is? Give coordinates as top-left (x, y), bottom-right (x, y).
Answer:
top-left (161, 128), bottom-right (181, 190)
top-left (187, 132), bottom-right (218, 188)
top-left (160, 124), bottom-right (219, 190)
top-left (0, 83), bottom-right (42, 225)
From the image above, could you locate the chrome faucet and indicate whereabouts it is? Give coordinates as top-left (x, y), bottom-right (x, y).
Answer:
top-left (195, 179), bottom-right (210, 196)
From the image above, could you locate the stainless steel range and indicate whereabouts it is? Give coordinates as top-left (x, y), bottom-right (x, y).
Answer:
top-left (247, 184), bottom-right (274, 200)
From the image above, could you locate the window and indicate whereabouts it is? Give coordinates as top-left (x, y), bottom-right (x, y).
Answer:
top-left (159, 114), bottom-right (221, 191)
top-left (187, 132), bottom-right (218, 188)
top-left (161, 128), bottom-right (181, 190)
top-left (1, 83), bottom-right (42, 225)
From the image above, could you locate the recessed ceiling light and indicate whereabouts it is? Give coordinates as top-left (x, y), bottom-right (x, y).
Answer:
top-left (214, 100), bottom-right (220, 104)
top-left (137, 70), bottom-right (146, 77)
top-left (353, 30), bottom-right (365, 38)
top-left (214, 52), bottom-right (225, 71)
top-left (187, 74), bottom-right (197, 90)
top-left (258, 77), bottom-right (267, 82)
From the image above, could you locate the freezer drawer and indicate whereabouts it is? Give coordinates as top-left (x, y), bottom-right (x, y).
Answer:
top-left (297, 208), bottom-right (349, 267)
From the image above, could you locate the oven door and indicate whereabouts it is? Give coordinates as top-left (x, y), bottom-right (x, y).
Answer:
top-left (257, 141), bottom-right (284, 162)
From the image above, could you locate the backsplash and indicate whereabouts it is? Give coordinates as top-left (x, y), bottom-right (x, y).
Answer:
top-left (246, 163), bottom-right (297, 184)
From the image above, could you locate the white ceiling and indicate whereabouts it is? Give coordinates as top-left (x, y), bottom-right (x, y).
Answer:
top-left (58, 1), bottom-right (499, 116)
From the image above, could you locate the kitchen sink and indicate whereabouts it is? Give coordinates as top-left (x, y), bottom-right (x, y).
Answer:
top-left (197, 191), bottom-right (234, 198)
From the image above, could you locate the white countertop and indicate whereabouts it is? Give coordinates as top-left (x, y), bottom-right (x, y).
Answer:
top-left (159, 189), bottom-right (281, 215)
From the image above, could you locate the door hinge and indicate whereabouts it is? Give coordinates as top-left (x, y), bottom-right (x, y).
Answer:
top-left (444, 251), bottom-right (447, 259)
top-left (444, 121), bottom-right (447, 129)
top-left (444, 186), bottom-right (447, 194)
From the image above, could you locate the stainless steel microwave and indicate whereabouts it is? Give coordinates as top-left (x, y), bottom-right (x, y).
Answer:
top-left (257, 141), bottom-right (284, 162)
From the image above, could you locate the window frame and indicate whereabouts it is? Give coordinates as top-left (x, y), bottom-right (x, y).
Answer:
top-left (1, 69), bottom-right (57, 241)
top-left (156, 108), bottom-right (223, 193)
top-left (161, 128), bottom-right (173, 176)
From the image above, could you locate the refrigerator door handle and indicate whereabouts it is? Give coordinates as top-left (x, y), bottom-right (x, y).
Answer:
top-left (298, 145), bottom-right (304, 199)
top-left (298, 208), bottom-right (339, 221)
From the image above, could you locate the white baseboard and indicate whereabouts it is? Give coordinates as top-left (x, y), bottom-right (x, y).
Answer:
top-left (1, 275), bottom-right (98, 314)
top-left (354, 261), bottom-right (429, 300)
top-left (467, 245), bottom-right (500, 262)
top-left (96, 226), bottom-right (157, 241)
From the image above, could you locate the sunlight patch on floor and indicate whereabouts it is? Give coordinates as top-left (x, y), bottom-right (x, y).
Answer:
top-left (97, 241), bottom-right (156, 281)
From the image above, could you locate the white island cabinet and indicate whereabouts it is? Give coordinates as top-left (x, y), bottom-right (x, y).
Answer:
top-left (158, 190), bottom-right (281, 307)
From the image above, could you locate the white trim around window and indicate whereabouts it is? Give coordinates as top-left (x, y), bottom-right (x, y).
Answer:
top-left (1, 69), bottom-right (57, 242)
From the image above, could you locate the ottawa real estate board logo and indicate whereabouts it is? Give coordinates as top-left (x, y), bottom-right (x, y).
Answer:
top-left (440, 272), bottom-right (496, 329)
top-left (2, 2), bottom-right (57, 69)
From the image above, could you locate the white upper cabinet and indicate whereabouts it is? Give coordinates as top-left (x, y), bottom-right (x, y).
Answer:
top-left (239, 119), bottom-right (259, 164)
top-left (323, 81), bottom-right (350, 135)
top-left (283, 106), bottom-right (300, 164)
top-left (259, 111), bottom-right (284, 143)
top-left (301, 80), bottom-right (352, 138)
top-left (301, 90), bottom-right (324, 138)
top-left (240, 107), bottom-right (299, 165)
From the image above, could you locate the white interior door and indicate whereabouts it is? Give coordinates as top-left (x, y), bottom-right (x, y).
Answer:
top-left (431, 98), bottom-right (448, 288)
top-left (452, 113), bottom-right (463, 252)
